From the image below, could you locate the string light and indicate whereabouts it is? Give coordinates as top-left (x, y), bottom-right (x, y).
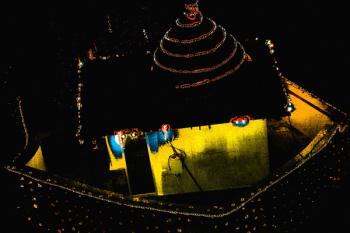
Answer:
top-left (75, 58), bottom-right (84, 144)
top-left (164, 18), bottom-right (217, 44)
top-left (106, 15), bottom-right (113, 34)
top-left (286, 102), bottom-right (296, 113)
top-left (176, 12), bottom-right (203, 28)
top-left (175, 60), bottom-right (242, 89)
top-left (264, 39), bottom-right (296, 113)
top-left (160, 25), bottom-right (227, 58)
top-left (154, 35), bottom-right (240, 74)
top-left (153, 2), bottom-right (248, 89)
top-left (6, 1), bottom-right (348, 231)
top-left (164, 39), bottom-right (247, 89)
top-left (142, 28), bottom-right (149, 40)
top-left (17, 96), bottom-right (29, 151)
top-left (5, 128), bottom-right (349, 233)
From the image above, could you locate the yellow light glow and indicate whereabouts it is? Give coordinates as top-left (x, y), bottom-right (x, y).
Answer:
top-left (148, 120), bottom-right (270, 195)
top-left (26, 146), bottom-right (47, 171)
top-left (105, 136), bottom-right (127, 171)
top-left (287, 82), bottom-right (332, 138)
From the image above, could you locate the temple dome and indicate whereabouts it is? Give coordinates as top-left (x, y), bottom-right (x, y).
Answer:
top-left (153, 0), bottom-right (247, 89)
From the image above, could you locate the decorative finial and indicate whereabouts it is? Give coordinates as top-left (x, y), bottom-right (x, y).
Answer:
top-left (183, 0), bottom-right (201, 21)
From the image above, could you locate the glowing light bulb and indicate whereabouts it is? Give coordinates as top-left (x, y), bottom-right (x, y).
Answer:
top-left (78, 60), bottom-right (84, 69)
top-left (286, 103), bottom-right (296, 112)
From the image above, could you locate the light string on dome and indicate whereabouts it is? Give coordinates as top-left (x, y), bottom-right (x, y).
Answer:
top-left (154, 34), bottom-right (239, 74)
top-left (160, 25), bottom-right (226, 58)
top-left (164, 18), bottom-right (217, 44)
top-left (175, 52), bottom-right (246, 89)
top-left (176, 13), bottom-right (203, 28)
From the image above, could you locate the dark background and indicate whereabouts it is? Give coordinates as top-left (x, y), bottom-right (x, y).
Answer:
top-left (2, 0), bottom-right (349, 112)
top-left (1, 0), bottom-right (349, 232)
top-left (2, 0), bottom-right (349, 133)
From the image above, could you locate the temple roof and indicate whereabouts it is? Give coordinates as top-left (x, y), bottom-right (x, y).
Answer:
top-left (153, 0), bottom-right (247, 89)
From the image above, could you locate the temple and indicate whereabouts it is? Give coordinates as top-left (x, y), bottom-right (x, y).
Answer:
top-left (2, 1), bottom-right (349, 232)
top-left (80, 0), bottom-right (290, 136)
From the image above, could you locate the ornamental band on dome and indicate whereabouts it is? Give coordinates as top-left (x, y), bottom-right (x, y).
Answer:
top-left (153, 1), bottom-right (247, 88)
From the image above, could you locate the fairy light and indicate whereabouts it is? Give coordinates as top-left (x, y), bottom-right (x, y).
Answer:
top-left (154, 35), bottom-right (240, 74)
top-left (153, 1), bottom-right (248, 89)
top-left (155, 35), bottom-right (247, 89)
top-left (7, 1), bottom-right (348, 231)
top-left (75, 58), bottom-right (84, 144)
top-left (17, 96), bottom-right (29, 150)
top-left (175, 52), bottom-right (246, 89)
top-left (264, 39), bottom-right (296, 113)
top-left (176, 11), bottom-right (203, 28)
top-left (164, 18), bottom-right (217, 44)
top-left (5, 123), bottom-right (349, 233)
top-left (160, 25), bottom-right (226, 58)
top-left (286, 102), bottom-right (296, 113)
top-left (142, 28), bottom-right (149, 40)
top-left (106, 15), bottom-right (113, 34)
top-left (176, 0), bottom-right (203, 28)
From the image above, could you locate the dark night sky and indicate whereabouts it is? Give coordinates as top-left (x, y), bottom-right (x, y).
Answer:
top-left (2, 0), bottom-right (349, 113)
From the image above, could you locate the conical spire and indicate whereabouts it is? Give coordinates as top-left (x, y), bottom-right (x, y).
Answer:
top-left (153, 0), bottom-right (248, 89)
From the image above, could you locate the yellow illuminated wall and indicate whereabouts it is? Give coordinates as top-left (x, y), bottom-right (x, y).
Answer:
top-left (105, 136), bottom-right (127, 171)
top-left (147, 120), bottom-right (270, 196)
top-left (287, 83), bottom-right (332, 138)
top-left (26, 146), bottom-right (47, 171)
